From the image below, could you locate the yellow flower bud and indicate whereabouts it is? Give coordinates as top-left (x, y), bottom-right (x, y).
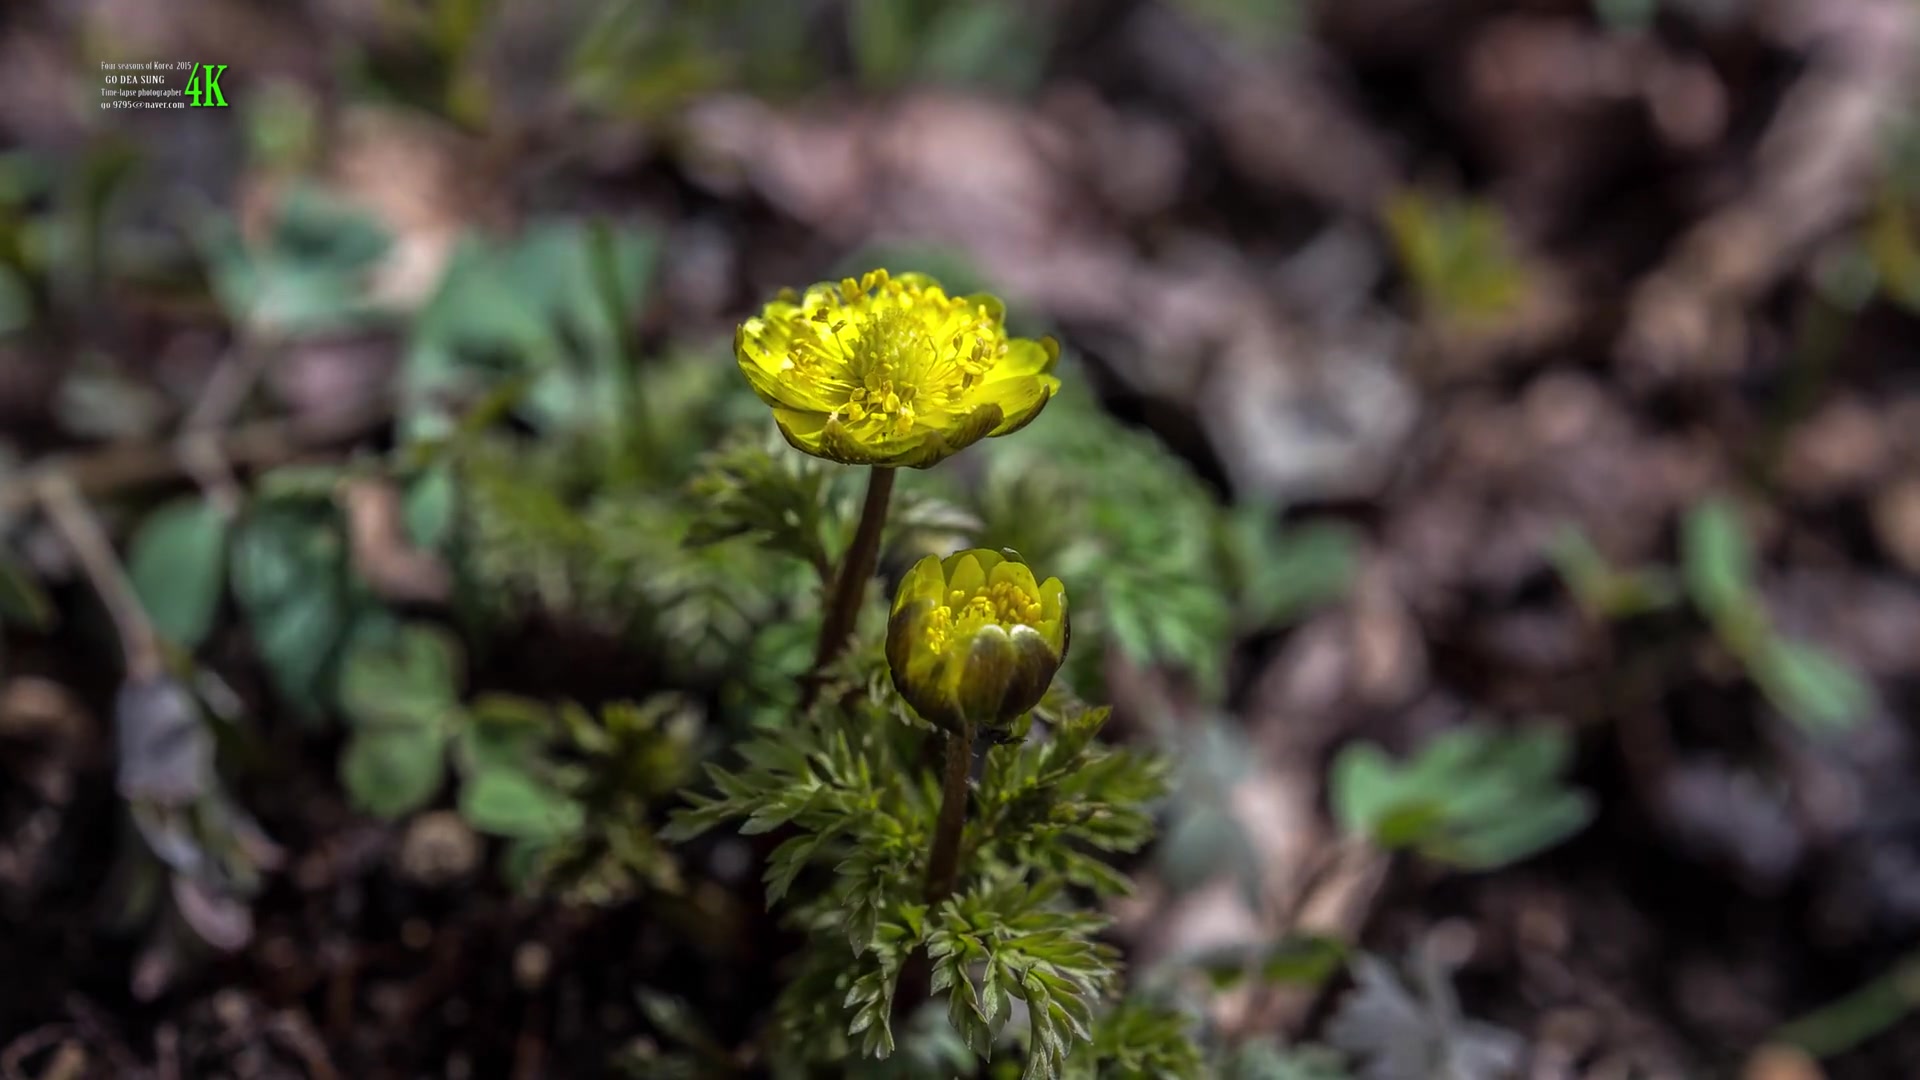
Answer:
top-left (734, 269), bottom-right (1060, 469)
top-left (886, 549), bottom-right (1068, 738)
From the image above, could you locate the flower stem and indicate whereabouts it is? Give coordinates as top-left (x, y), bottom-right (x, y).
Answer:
top-left (923, 722), bottom-right (973, 907)
top-left (800, 465), bottom-right (895, 711)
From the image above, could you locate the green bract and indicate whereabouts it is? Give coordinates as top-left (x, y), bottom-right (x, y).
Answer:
top-left (886, 548), bottom-right (1068, 738)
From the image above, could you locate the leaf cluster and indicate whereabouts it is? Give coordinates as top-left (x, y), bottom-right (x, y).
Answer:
top-left (668, 669), bottom-right (1177, 1077)
top-left (943, 375), bottom-right (1356, 699)
top-left (1681, 497), bottom-right (1873, 736)
top-left (1549, 500), bottom-right (1875, 738)
top-left (1331, 723), bottom-right (1593, 870)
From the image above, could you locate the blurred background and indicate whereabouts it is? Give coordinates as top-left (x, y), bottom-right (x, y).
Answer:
top-left (3, 0), bottom-right (1920, 1076)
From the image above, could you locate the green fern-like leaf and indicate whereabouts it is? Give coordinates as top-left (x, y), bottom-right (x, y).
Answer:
top-left (927, 875), bottom-right (1119, 1076)
top-left (970, 701), bottom-right (1168, 895)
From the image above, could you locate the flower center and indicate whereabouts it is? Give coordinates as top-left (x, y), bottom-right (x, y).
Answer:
top-left (922, 580), bottom-right (1044, 656)
top-left (772, 271), bottom-right (1009, 437)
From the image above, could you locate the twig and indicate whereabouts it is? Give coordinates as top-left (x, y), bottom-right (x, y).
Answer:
top-left (265, 1010), bottom-right (340, 1080)
top-left (0, 397), bottom-right (390, 518)
top-left (177, 339), bottom-right (275, 518)
top-left (1, 1026), bottom-right (73, 1080)
top-left (35, 473), bottom-right (163, 681)
top-left (152, 1024), bottom-right (178, 1080)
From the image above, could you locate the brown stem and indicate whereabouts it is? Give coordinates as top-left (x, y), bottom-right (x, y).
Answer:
top-left (36, 474), bottom-right (164, 681)
top-left (798, 465), bottom-right (895, 711)
top-left (923, 723), bottom-right (974, 908)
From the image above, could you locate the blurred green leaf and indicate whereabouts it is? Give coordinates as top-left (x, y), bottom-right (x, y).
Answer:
top-left (1775, 949), bottom-right (1920, 1059)
top-left (1329, 744), bottom-right (1399, 839)
top-left (129, 497), bottom-right (228, 650)
top-left (1749, 638), bottom-right (1872, 737)
top-left (1593, 0), bottom-right (1659, 31)
top-left (203, 184), bottom-right (393, 335)
top-left (1383, 190), bottom-right (1526, 322)
top-left (1682, 496), bottom-right (1757, 627)
top-left (1220, 1040), bottom-right (1353, 1080)
top-left (460, 768), bottom-right (584, 841)
top-left (1330, 725), bottom-right (1593, 870)
top-left (1260, 934), bottom-right (1350, 987)
top-left (459, 693), bottom-right (552, 774)
top-left (404, 219), bottom-right (659, 443)
top-left (0, 264), bottom-right (30, 337)
top-left (0, 546), bottom-right (51, 629)
top-left (335, 617), bottom-right (461, 819)
top-left (1176, 0), bottom-right (1306, 45)
top-left (1547, 525), bottom-right (1679, 619)
top-left (919, 3), bottom-right (1045, 92)
top-left (230, 503), bottom-right (349, 715)
top-left (1224, 510), bottom-right (1357, 629)
top-left (342, 722), bottom-right (448, 819)
top-left (404, 464), bottom-right (458, 551)
top-left (849, 0), bottom-right (917, 86)
top-left (336, 615), bottom-right (462, 726)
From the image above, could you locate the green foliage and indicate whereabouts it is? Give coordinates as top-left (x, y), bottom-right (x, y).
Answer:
top-left (1593, 0), bottom-right (1660, 31)
top-left (1331, 724), bottom-right (1593, 870)
top-left (1382, 190), bottom-right (1527, 323)
top-left (0, 543), bottom-right (51, 629)
top-left (202, 184), bottom-right (394, 335)
top-left (1547, 526), bottom-right (1678, 620)
top-left (849, 0), bottom-right (1049, 93)
top-left (455, 435), bottom-right (806, 682)
top-left (1865, 122), bottom-right (1920, 314)
top-left (669, 653), bottom-right (1161, 1077)
top-left (1774, 948), bottom-right (1920, 1060)
top-left (969, 702), bottom-right (1168, 896)
top-left (327, 607), bottom-right (697, 901)
top-left (567, 0), bottom-right (823, 118)
top-left (128, 496), bottom-right (229, 651)
top-left (405, 218), bottom-right (659, 445)
top-left (929, 877), bottom-right (1115, 1077)
top-left (953, 373), bottom-right (1356, 699)
top-left (1062, 996), bottom-right (1205, 1080)
top-left (337, 615), bottom-right (463, 819)
top-left (229, 493), bottom-right (353, 717)
top-left (1219, 1041), bottom-right (1353, 1080)
top-left (686, 429), bottom-right (844, 579)
top-left (1552, 502), bottom-right (1875, 737)
top-left (482, 695), bottom-right (701, 904)
top-left (1681, 497), bottom-right (1873, 736)
top-left (664, 690), bottom-right (929, 920)
top-left (1174, 0), bottom-right (1306, 47)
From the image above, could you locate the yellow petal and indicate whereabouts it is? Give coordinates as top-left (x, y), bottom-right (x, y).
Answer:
top-left (961, 375), bottom-right (1055, 437)
top-left (1037, 577), bottom-right (1069, 653)
top-left (895, 555), bottom-right (947, 616)
top-left (944, 551), bottom-right (988, 597)
top-left (987, 558), bottom-right (1039, 601)
top-left (994, 338), bottom-right (1055, 378)
top-left (772, 408), bottom-right (830, 457)
top-left (961, 292), bottom-right (1008, 327)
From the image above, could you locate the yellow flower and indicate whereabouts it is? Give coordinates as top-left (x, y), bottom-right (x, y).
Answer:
top-left (734, 269), bottom-right (1060, 469)
top-left (886, 549), bottom-right (1068, 738)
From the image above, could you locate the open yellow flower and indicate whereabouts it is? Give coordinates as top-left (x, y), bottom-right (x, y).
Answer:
top-left (886, 549), bottom-right (1068, 739)
top-left (734, 269), bottom-right (1060, 469)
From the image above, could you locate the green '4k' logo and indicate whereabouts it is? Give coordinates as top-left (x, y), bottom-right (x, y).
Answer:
top-left (185, 64), bottom-right (228, 108)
